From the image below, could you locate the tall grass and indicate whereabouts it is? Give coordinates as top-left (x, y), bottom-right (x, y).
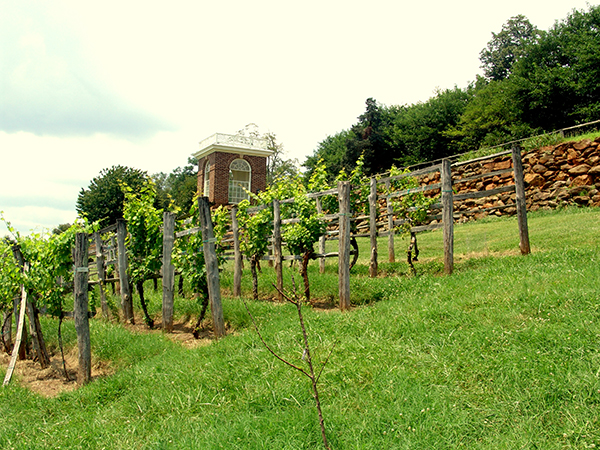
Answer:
top-left (1, 207), bottom-right (599, 449)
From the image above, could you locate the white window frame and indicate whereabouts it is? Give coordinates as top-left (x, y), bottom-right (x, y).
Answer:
top-left (228, 158), bottom-right (251, 204)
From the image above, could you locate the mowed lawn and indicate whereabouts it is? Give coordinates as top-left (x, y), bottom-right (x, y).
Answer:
top-left (1, 207), bottom-right (600, 449)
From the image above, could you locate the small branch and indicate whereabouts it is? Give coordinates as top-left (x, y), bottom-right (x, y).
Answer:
top-left (240, 296), bottom-right (310, 377)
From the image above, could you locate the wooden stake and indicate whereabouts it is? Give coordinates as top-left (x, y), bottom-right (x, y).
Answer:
top-left (74, 233), bottom-right (91, 385)
top-left (512, 145), bottom-right (531, 255)
top-left (442, 159), bottom-right (454, 275)
top-left (368, 177), bottom-right (378, 278)
top-left (162, 212), bottom-right (176, 332)
top-left (231, 206), bottom-right (242, 297)
top-left (198, 197), bottom-right (225, 338)
top-left (117, 219), bottom-right (133, 324)
top-left (338, 181), bottom-right (351, 310)
top-left (273, 199), bottom-right (284, 302)
top-left (3, 264), bottom-right (29, 387)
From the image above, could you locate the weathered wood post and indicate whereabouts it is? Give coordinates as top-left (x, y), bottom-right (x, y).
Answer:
top-left (12, 245), bottom-right (49, 367)
top-left (10, 246), bottom-right (28, 361)
top-left (385, 181), bottom-right (395, 263)
top-left (74, 233), bottom-right (91, 385)
top-left (338, 181), bottom-right (351, 310)
top-left (273, 199), bottom-right (284, 301)
top-left (368, 177), bottom-right (378, 278)
top-left (93, 232), bottom-right (109, 318)
top-left (441, 159), bottom-right (454, 275)
top-left (315, 197), bottom-right (326, 274)
top-left (512, 145), bottom-right (531, 255)
top-left (116, 219), bottom-right (134, 324)
top-left (198, 197), bottom-right (225, 338)
top-left (162, 212), bottom-right (176, 333)
top-left (3, 264), bottom-right (29, 387)
top-left (231, 206), bottom-right (243, 297)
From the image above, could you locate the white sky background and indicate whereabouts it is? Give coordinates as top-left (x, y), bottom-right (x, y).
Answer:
top-left (0, 0), bottom-right (595, 235)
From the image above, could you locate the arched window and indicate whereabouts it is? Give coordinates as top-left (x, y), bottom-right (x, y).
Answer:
top-left (229, 158), bottom-right (251, 204)
top-left (203, 161), bottom-right (210, 197)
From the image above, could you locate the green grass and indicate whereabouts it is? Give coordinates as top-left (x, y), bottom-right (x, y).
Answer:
top-left (1, 207), bottom-right (600, 449)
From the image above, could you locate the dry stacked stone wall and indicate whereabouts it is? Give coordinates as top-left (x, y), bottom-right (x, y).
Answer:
top-left (421, 136), bottom-right (600, 223)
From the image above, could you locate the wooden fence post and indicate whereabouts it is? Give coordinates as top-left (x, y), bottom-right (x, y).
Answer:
top-left (385, 181), bottom-right (395, 263)
top-left (3, 263), bottom-right (29, 387)
top-left (162, 212), bottom-right (176, 333)
top-left (93, 232), bottom-right (109, 318)
top-left (74, 233), bottom-right (91, 385)
top-left (10, 246), bottom-right (28, 360)
top-left (11, 245), bottom-right (49, 367)
top-left (273, 199), bottom-right (284, 301)
top-left (117, 219), bottom-right (134, 324)
top-left (369, 177), bottom-right (378, 278)
top-left (338, 181), bottom-right (351, 310)
top-left (315, 197), bottom-right (326, 274)
top-left (198, 197), bottom-right (225, 338)
top-left (231, 206), bottom-right (242, 297)
top-left (512, 145), bottom-right (531, 255)
top-left (442, 159), bottom-right (454, 275)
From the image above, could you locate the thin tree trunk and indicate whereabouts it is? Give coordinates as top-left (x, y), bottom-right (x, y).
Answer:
top-left (250, 256), bottom-right (259, 301)
top-left (136, 280), bottom-right (154, 328)
top-left (301, 251), bottom-right (311, 302)
top-left (178, 274), bottom-right (185, 297)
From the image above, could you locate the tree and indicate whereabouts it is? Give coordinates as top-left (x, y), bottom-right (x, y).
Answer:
top-left (152, 157), bottom-right (198, 216)
top-left (76, 165), bottom-right (148, 226)
top-left (512, 5), bottom-right (600, 130)
top-left (386, 87), bottom-right (472, 163)
top-left (303, 130), bottom-right (355, 182)
top-left (480, 15), bottom-right (542, 81)
top-left (264, 132), bottom-right (298, 184)
top-left (345, 98), bottom-right (391, 175)
top-left (443, 78), bottom-right (535, 151)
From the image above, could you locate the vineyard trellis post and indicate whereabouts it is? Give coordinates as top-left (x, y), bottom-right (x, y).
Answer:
top-left (198, 197), bottom-right (225, 338)
top-left (231, 206), bottom-right (243, 297)
top-left (338, 181), bottom-right (351, 310)
top-left (117, 219), bottom-right (134, 324)
top-left (315, 197), bottom-right (326, 274)
top-left (385, 181), bottom-right (395, 263)
top-left (511, 145), bottom-right (531, 255)
top-left (442, 159), bottom-right (454, 275)
top-left (3, 263), bottom-right (29, 387)
top-left (74, 233), bottom-right (91, 385)
top-left (162, 212), bottom-right (176, 332)
top-left (93, 231), bottom-right (109, 318)
top-left (273, 199), bottom-right (284, 302)
top-left (12, 244), bottom-right (49, 367)
top-left (368, 177), bottom-right (378, 278)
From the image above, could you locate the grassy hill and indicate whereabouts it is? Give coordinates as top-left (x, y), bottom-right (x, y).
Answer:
top-left (1, 206), bottom-right (600, 449)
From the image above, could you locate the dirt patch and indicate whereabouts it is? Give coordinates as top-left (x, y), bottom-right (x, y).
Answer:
top-left (1, 315), bottom-right (216, 397)
top-left (124, 314), bottom-right (216, 349)
top-left (0, 347), bottom-right (113, 398)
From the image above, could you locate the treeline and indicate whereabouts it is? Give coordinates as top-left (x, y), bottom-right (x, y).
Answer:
top-left (304, 6), bottom-right (600, 179)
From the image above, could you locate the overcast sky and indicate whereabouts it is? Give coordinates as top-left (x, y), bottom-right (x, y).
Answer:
top-left (0, 0), bottom-right (595, 236)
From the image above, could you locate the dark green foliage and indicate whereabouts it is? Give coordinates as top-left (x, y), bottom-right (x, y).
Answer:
top-left (304, 6), bottom-right (600, 175)
top-left (479, 15), bottom-right (542, 81)
top-left (76, 165), bottom-right (148, 226)
top-left (303, 130), bottom-right (355, 182)
top-left (152, 157), bottom-right (198, 217)
top-left (512, 5), bottom-right (600, 130)
top-left (386, 87), bottom-right (472, 164)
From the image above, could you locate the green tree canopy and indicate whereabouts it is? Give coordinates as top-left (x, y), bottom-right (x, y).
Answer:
top-left (512, 5), bottom-right (600, 130)
top-left (480, 15), bottom-right (542, 81)
top-left (76, 165), bottom-right (148, 226)
top-left (152, 157), bottom-right (198, 216)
